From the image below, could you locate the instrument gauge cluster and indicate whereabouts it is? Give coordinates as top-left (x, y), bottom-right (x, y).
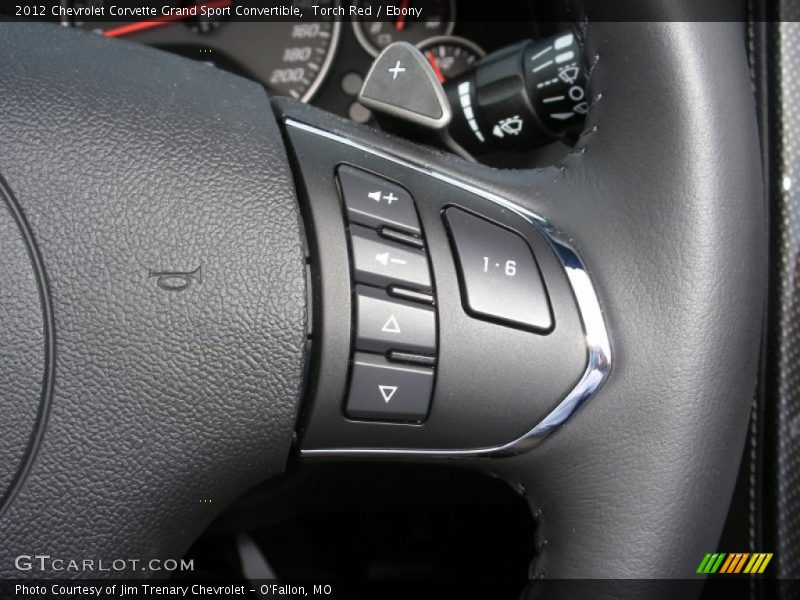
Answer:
top-left (417, 35), bottom-right (485, 82)
top-left (351, 0), bottom-right (455, 57)
top-left (64, 0), bottom-right (341, 102)
top-left (60, 0), bottom-right (540, 120)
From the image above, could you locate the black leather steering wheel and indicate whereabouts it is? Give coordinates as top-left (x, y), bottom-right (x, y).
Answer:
top-left (0, 3), bottom-right (764, 596)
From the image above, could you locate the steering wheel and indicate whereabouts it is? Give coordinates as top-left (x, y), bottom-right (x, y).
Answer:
top-left (0, 2), bottom-right (763, 596)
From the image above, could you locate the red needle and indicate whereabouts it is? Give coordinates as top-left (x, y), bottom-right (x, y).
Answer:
top-left (426, 51), bottom-right (446, 83)
top-left (395, 0), bottom-right (410, 30)
top-left (102, 0), bottom-right (231, 38)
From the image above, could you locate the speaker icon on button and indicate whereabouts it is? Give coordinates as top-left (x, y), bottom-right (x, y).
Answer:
top-left (375, 252), bottom-right (408, 267)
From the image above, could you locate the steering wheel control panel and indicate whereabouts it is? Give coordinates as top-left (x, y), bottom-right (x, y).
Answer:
top-left (283, 113), bottom-right (594, 456)
top-left (337, 165), bottom-right (438, 422)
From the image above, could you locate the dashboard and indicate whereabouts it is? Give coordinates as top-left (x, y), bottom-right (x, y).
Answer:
top-left (51, 0), bottom-right (557, 123)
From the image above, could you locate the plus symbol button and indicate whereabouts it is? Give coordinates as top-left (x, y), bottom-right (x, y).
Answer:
top-left (388, 61), bottom-right (406, 80)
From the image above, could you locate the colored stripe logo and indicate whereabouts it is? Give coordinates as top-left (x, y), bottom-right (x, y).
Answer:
top-left (697, 553), bottom-right (773, 574)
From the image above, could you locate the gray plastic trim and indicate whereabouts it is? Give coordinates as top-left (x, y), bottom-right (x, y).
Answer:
top-left (287, 118), bottom-right (611, 458)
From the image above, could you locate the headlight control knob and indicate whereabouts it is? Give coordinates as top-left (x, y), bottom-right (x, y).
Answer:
top-left (358, 33), bottom-right (586, 159)
top-left (444, 31), bottom-right (587, 155)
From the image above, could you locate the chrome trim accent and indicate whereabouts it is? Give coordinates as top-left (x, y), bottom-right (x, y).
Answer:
top-left (286, 118), bottom-right (611, 458)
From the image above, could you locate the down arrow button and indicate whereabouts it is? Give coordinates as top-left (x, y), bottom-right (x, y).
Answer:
top-left (346, 353), bottom-right (434, 422)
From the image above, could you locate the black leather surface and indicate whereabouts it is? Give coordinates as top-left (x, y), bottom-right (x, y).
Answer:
top-left (505, 18), bottom-right (763, 585)
top-left (0, 179), bottom-right (46, 507)
top-left (509, 17), bottom-right (763, 585)
top-left (0, 23), bottom-right (306, 575)
top-left (276, 12), bottom-right (764, 593)
top-left (764, 8), bottom-right (800, 582)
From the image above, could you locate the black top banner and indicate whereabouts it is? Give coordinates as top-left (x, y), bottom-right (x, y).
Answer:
top-left (0, 0), bottom-right (778, 24)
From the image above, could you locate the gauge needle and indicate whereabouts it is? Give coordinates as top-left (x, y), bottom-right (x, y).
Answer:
top-left (102, 0), bottom-right (231, 38)
top-left (394, 0), bottom-right (410, 30)
top-left (426, 52), bottom-right (446, 83)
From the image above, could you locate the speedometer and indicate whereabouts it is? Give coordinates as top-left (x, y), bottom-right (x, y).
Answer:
top-left (65, 0), bottom-right (341, 102)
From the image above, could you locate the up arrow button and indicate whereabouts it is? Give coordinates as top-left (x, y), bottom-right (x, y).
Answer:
top-left (359, 42), bottom-right (452, 130)
top-left (381, 315), bottom-right (401, 333)
top-left (355, 285), bottom-right (436, 355)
